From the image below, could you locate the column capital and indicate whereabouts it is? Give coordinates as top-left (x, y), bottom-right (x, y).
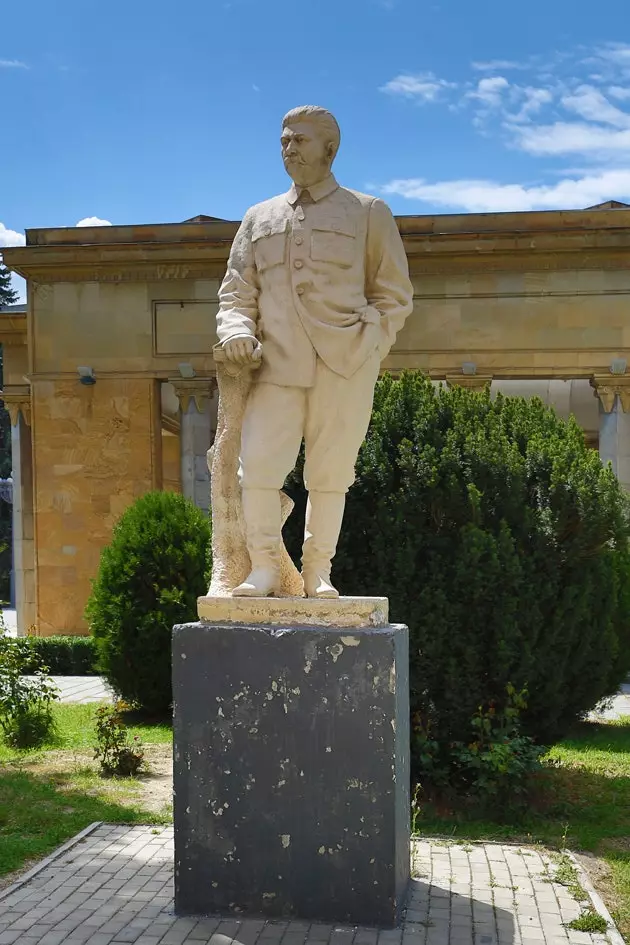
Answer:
top-left (169, 377), bottom-right (217, 414)
top-left (0, 385), bottom-right (31, 426)
top-left (445, 375), bottom-right (493, 391)
top-left (590, 375), bottom-right (630, 413)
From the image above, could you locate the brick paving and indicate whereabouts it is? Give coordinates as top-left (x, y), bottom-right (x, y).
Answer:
top-left (0, 825), bottom-right (620, 945)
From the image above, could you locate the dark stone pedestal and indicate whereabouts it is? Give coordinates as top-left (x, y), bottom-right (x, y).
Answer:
top-left (172, 618), bottom-right (410, 927)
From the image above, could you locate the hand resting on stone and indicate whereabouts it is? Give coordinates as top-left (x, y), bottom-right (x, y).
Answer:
top-left (222, 336), bottom-right (262, 365)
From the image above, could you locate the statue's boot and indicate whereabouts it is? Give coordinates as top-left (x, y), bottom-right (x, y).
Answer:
top-left (232, 487), bottom-right (281, 597)
top-left (302, 491), bottom-right (345, 599)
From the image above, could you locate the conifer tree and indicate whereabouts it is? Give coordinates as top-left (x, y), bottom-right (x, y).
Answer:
top-left (0, 259), bottom-right (18, 307)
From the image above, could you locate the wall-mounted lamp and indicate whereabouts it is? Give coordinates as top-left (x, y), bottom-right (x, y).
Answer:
top-left (77, 366), bottom-right (96, 386)
top-left (462, 361), bottom-right (477, 376)
top-left (610, 358), bottom-right (627, 376)
top-left (178, 362), bottom-right (196, 379)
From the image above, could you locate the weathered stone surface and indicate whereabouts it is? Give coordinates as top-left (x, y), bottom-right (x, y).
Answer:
top-left (197, 595), bottom-right (388, 628)
top-left (206, 354), bottom-right (303, 598)
top-left (172, 619), bottom-right (410, 926)
top-left (31, 377), bottom-right (161, 635)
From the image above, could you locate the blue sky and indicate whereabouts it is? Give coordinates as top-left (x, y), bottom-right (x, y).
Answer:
top-left (3, 0), bottom-right (630, 299)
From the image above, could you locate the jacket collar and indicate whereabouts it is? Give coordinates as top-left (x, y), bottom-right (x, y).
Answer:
top-left (286, 173), bottom-right (339, 205)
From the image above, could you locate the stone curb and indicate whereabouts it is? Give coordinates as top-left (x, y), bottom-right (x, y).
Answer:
top-left (0, 820), bottom-right (103, 904)
top-left (563, 849), bottom-right (625, 945)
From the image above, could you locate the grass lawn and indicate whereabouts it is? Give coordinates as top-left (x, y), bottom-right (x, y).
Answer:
top-left (414, 715), bottom-right (630, 940)
top-left (0, 702), bottom-right (173, 880)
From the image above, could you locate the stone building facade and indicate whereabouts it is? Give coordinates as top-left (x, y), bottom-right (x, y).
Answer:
top-left (2, 203), bottom-right (630, 635)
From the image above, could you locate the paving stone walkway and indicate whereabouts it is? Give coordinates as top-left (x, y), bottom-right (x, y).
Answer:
top-left (50, 676), bottom-right (114, 704)
top-left (590, 683), bottom-right (630, 722)
top-left (0, 824), bottom-right (621, 945)
top-left (21, 676), bottom-right (114, 704)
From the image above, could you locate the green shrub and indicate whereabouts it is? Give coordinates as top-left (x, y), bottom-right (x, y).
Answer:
top-left (284, 373), bottom-right (630, 797)
top-left (7, 635), bottom-right (98, 675)
top-left (0, 635), bottom-right (59, 748)
top-left (85, 491), bottom-right (211, 713)
top-left (94, 704), bottom-right (145, 777)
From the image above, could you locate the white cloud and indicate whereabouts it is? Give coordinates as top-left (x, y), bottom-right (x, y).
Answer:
top-left (608, 85), bottom-right (630, 101)
top-left (381, 168), bottom-right (630, 213)
top-left (472, 59), bottom-right (530, 72)
top-left (508, 86), bottom-right (554, 122)
top-left (561, 84), bottom-right (630, 128)
top-left (466, 75), bottom-right (510, 108)
top-left (379, 71), bottom-right (456, 102)
top-left (75, 216), bottom-right (112, 227)
top-left (0, 223), bottom-right (25, 248)
top-left (514, 120), bottom-right (630, 155)
top-left (0, 59), bottom-right (27, 69)
top-left (596, 43), bottom-right (630, 71)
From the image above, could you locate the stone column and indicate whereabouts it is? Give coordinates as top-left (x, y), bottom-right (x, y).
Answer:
top-left (170, 378), bottom-right (218, 514)
top-left (591, 376), bottom-right (630, 492)
top-left (3, 389), bottom-right (35, 635)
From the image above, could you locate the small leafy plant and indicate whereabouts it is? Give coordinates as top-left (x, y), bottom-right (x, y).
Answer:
top-left (412, 684), bottom-right (544, 807)
top-left (0, 633), bottom-right (59, 748)
top-left (567, 913), bottom-right (608, 933)
top-left (93, 703), bottom-right (145, 777)
top-left (450, 684), bottom-right (545, 804)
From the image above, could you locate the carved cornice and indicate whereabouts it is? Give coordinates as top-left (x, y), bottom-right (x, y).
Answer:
top-left (5, 217), bottom-right (630, 283)
top-left (2, 242), bottom-right (232, 284)
top-left (169, 377), bottom-right (217, 414)
top-left (445, 375), bottom-right (493, 390)
top-left (590, 375), bottom-right (630, 413)
top-left (0, 386), bottom-right (31, 426)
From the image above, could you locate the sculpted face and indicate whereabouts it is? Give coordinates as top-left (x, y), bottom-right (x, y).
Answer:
top-left (281, 121), bottom-right (335, 188)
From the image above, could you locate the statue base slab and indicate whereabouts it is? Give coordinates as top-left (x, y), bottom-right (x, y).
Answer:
top-left (172, 610), bottom-right (410, 927)
top-left (197, 594), bottom-right (389, 628)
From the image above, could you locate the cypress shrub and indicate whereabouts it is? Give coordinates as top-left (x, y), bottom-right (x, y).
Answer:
top-left (85, 491), bottom-right (211, 713)
top-left (284, 373), bottom-right (630, 791)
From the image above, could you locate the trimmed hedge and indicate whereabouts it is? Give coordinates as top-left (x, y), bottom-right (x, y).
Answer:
top-left (2, 635), bottom-right (98, 675)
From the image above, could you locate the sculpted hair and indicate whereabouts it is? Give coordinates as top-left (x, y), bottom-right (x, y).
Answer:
top-left (282, 106), bottom-right (341, 159)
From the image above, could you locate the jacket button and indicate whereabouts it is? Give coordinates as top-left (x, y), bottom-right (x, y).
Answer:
top-left (295, 236), bottom-right (304, 245)
top-left (294, 260), bottom-right (303, 269)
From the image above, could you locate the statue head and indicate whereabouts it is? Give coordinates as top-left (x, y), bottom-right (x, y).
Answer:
top-left (281, 106), bottom-right (341, 188)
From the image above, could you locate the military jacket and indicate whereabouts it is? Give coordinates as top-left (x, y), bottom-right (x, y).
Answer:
top-left (216, 174), bottom-right (414, 387)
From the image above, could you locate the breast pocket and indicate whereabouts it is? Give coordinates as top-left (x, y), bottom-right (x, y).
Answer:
top-left (311, 221), bottom-right (356, 269)
top-left (252, 221), bottom-right (287, 272)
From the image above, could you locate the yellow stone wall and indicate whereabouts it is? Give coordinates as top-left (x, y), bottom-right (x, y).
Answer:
top-left (31, 377), bottom-right (162, 635)
top-left (385, 267), bottom-right (630, 377)
top-left (162, 431), bottom-right (181, 493)
top-left (30, 280), bottom-right (220, 376)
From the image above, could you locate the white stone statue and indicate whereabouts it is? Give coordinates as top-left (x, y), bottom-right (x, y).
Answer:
top-left (210, 105), bottom-right (413, 600)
